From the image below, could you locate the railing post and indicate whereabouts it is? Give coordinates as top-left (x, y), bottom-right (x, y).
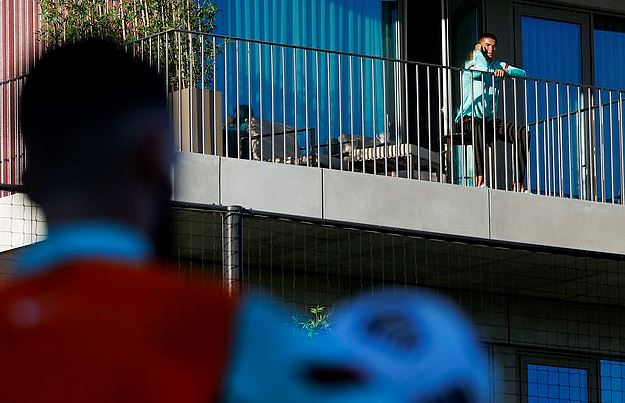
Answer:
top-left (222, 205), bottom-right (243, 296)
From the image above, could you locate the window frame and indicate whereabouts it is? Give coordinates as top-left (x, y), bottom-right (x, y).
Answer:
top-left (513, 4), bottom-right (592, 86)
top-left (520, 353), bottom-right (599, 403)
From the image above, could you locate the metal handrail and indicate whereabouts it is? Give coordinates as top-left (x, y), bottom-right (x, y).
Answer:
top-left (133, 28), bottom-right (625, 94)
top-left (4, 31), bottom-right (625, 204)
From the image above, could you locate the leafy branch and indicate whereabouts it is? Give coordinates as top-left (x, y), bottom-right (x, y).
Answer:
top-left (37, 0), bottom-right (219, 91)
top-left (293, 305), bottom-right (333, 339)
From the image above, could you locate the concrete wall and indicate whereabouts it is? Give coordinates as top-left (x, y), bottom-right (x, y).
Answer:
top-left (0, 193), bottom-right (46, 253)
top-left (174, 152), bottom-right (625, 256)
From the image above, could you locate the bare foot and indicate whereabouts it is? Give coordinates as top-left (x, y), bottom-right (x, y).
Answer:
top-left (512, 183), bottom-right (526, 192)
top-left (475, 176), bottom-right (484, 188)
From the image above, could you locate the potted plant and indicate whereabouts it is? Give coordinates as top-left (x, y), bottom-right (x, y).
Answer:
top-left (38, 0), bottom-right (223, 155)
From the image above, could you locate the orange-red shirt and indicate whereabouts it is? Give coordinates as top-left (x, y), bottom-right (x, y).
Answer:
top-left (0, 260), bottom-right (237, 403)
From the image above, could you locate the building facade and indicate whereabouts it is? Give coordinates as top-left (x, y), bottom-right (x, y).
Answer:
top-left (3, 0), bottom-right (625, 401)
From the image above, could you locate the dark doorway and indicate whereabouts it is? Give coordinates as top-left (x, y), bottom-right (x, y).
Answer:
top-left (405, 1), bottom-right (444, 152)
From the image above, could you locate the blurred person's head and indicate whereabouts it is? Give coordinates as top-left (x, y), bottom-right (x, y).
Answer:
top-left (20, 39), bottom-right (173, 257)
top-left (224, 289), bottom-right (490, 403)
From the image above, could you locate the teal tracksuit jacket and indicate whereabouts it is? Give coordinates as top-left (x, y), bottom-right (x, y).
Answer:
top-left (456, 50), bottom-right (527, 122)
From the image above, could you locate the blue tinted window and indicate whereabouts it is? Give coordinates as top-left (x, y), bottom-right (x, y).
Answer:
top-left (601, 360), bottom-right (625, 402)
top-left (527, 364), bottom-right (588, 403)
top-left (212, 0), bottom-right (394, 57)
top-left (593, 19), bottom-right (625, 203)
top-left (521, 16), bottom-right (582, 197)
top-left (211, 0), bottom-right (397, 149)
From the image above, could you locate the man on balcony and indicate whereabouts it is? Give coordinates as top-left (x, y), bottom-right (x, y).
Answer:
top-left (457, 33), bottom-right (529, 192)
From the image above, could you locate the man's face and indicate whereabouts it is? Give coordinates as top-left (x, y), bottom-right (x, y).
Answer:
top-left (480, 37), bottom-right (497, 60)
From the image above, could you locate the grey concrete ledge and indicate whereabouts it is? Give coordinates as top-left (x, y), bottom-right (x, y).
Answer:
top-left (173, 152), bottom-right (220, 205)
top-left (171, 153), bottom-right (625, 256)
top-left (323, 169), bottom-right (490, 239)
top-left (489, 189), bottom-right (625, 255)
top-left (220, 157), bottom-right (323, 218)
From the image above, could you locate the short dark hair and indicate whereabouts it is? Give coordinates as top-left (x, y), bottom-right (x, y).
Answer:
top-left (478, 33), bottom-right (498, 42)
top-left (20, 38), bottom-right (167, 196)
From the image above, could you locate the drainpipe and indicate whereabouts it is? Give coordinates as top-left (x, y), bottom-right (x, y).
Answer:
top-left (222, 205), bottom-right (242, 296)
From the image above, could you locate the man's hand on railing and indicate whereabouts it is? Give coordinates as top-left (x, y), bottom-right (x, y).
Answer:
top-left (493, 69), bottom-right (505, 78)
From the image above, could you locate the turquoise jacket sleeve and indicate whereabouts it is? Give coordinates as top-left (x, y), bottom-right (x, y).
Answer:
top-left (465, 50), bottom-right (490, 79)
top-left (494, 60), bottom-right (527, 78)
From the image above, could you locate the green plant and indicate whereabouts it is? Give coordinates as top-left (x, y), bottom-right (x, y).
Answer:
top-left (293, 305), bottom-right (333, 339)
top-left (37, 0), bottom-right (219, 90)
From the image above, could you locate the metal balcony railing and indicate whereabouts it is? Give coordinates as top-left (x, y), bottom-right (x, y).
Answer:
top-left (0, 76), bottom-right (26, 190)
top-left (130, 29), bottom-right (625, 203)
top-left (3, 29), bottom-right (625, 205)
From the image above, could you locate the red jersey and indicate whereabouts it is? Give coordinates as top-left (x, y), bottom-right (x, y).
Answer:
top-left (0, 260), bottom-right (237, 403)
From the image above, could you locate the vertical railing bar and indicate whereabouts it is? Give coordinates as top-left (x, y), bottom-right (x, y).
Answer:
top-left (416, 65), bottom-right (421, 181)
top-left (305, 50), bottom-right (310, 167)
top-left (350, 56), bottom-right (355, 172)
top-left (270, 45), bottom-right (275, 162)
top-left (382, 60), bottom-right (388, 176)
top-left (524, 79), bottom-right (530, 192)
top-left (456, 70), bottom-right (460, 186)
top-left (224, 40), bottom-right (229, 158)
top-left (578, 86), bottom-right (583, 199)
top-left (6, 73), bottom-right (11, 188)
top-left (259, 43), bottom-right (264, 162)
top-left (11, 77), bottom-right (16, 185)
top-left (188, 30), bottom-right (195, 154)
top-left (360, 57), bottom-right (365, 174)
top-left (213, 37), bottom-right (218, 155)
top-left (316, 51), bottom-right (320, 168)
top-left (164, 33), bottom-right (170, 155)
top-left (556, 83), bottom-right (563, 197)
top-left (405, 62), bottom-right (411, 179)
top-left (177, 31), bottom-right (183, 152)
top-left (282, 47), bottom-right (286, 165)
top-left (372, 59), bottom-right (378, 175)
top-left (427, 66), bottom-right (432, 179)
top-left (447, 67), bottom-right (454, 185)
top-left (567, 84), bottom-right (572, 198)
top-left (157, 34), bottom-right (161, 74)
top-left (619, 91), bottom-right (624, 205)
top-left (513, 78), bottom-right (519, 190)
top-left (503, 77), bottom-right (508, 190)
top-left (201, 36), bottom-right (206, 154)
top-left (438, 67), bottom-right (444, 183)
top-left (587, 87), bottom-right (592, 200)
top-left (338, 54), bottom-right (343, 170)
top-left (471, 72), bottom-right (477, 188)
top-left (599, 88), bottom-right (605, 202)
top-left (248, 42), bottom-right (252, 161)
top-left (481, 74), bottom-right (487, 188)
top-left (577, 86), bottom-right (582, 199)
top-left (609, 90), bottom-right (615, 203)
top-left (235, 40), bottom-right (240, 158)
top-left (544, 82), bottom-right (551, 196)
top-left (586, 87), bottom-right (597, 201)
top-left (491, 74), bottom-right (497, 189)
top-left (18, 79), bottom-right (24, 184)
top-left (534, 80), bottom-right (540, 195)
top-left (327, 54), bottom-right (332, 170)
top-left (395, 62), bottom-right (400, 177)
top-left (1, 82), bottom-right (5, 188)
top-left (293, 49), bottom-right (298, 164)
